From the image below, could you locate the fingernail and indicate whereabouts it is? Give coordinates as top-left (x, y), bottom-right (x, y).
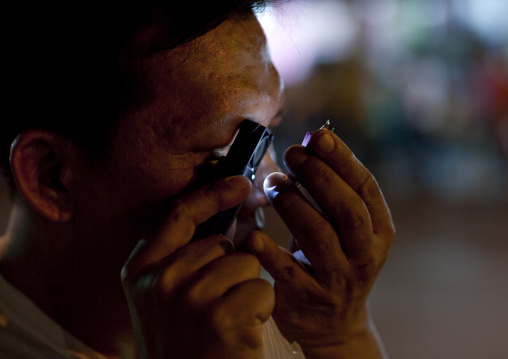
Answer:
top-left (263, 172), bottom-right (287, 191)
top-left (218, 238), bottom-right (235, 254)
top-left (316, 132), bottom-right (336, 153)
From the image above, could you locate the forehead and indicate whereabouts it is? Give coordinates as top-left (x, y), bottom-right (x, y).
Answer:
top-left (124, 13), bottom-right (281, 152)
top-left (160, 16), bottom-right (272, 115)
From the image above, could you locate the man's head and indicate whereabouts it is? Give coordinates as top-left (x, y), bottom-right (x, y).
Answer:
top-left (0, 0), bottom-right (281, 187)
top-left (2, 1), bottom-right (285, 271)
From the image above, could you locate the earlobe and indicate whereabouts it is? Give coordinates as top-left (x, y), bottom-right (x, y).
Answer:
top-left (10, 129), bottom-right (76, 222)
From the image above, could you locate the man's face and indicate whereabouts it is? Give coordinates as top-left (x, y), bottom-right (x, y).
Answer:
top-left (73, 13), bottom-right (284, 252)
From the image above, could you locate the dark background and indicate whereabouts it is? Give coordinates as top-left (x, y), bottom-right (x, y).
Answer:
top-left (259, 1), bottom-right (508, 358)
top-left (1, 1), bottom-right (508, 358)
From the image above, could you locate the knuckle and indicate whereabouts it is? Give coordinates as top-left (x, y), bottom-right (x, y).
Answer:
top-left (356, 170), bottom-right (377, 196)
top-left (305, 157), bottom-right (334, 182)
top-left (202, 187), bottom-right (222, 208)
top-left (347, 206), bottom-right (368, 232)
top-left (170, 198), bottom-right (213, 230)
top-left (171, 188), bottom-right (222, 225)
top-left (303, 217), bottom-right (336, 243)
top-left (353, 255), bottom-right (379, 281)
top-left (169, 199), bottom-right (194, 223)
top-left (182, 285), bottom-right (202, 308)
top-left (278, 264), bottom-right (300, 282)
top-left (358, 255), bottom-right (378, 273)
top-left (181, 277), bottom-right (210, 309)
top-left (207, 303), bottom-right (234, 334)
top-left (157, 268), bottom-right (178, 295)
top-left (303, 288), bottom-right (343, 316)
top-left (342, 196), bottom-right (368, 224)
top-left (333, 151), bottom-right (362, 178)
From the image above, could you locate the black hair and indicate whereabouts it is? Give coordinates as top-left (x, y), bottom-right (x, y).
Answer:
top-left (0, 0), bottom-right (284, 188)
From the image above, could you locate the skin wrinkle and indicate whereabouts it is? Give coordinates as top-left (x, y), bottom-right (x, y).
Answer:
top-left (75, 15), bottom-right (282, 254)
top-left (10, 10), bottom-right (409, 358)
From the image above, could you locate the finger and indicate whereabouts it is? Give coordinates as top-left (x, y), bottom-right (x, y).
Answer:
top-left (126, 176), bottom-right (251, 274)
top-left (155, 235), bottom-right (234, 293)
top-left (283, 147), bottom-right (378, 263)
top-left (263, 172), bottom-right (347, 285)
top-left (183, 253), bottom-right (262, 309)
top-left (246, 231), bottom-right (321, 291)
top-left (122, 234), bottom-right (232, 288)
top-left (210, 278), bottom-right (275, 331)
top-left (204, 279), bottom-right (274, 356)
top-left (295, 129), bottom-right (394, 238)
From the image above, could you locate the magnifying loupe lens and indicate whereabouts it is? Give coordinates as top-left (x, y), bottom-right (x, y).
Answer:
top-left (252, 136), bottom-right (270, 168)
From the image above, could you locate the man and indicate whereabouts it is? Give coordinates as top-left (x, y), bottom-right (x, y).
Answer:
top-left (0, 1), bottom-right (395, 358)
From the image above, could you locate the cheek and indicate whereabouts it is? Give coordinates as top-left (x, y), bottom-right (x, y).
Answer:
top-left (80, 154), bottom-right (205, 226)
top-left (113, 154), bottom-right (209, 206)
top-left (72, 156), bottom-right (213, 253)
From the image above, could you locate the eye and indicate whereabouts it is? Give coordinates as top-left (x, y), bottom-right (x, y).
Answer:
top-left (213, 143), bottom-right (233, 158)
top-left (210, 123), bottom-right (244, 158)
top-left (210, 131), bottom-right (239, 159)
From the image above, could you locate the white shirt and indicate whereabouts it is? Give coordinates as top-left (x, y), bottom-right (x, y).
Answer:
top-left (0, 274), bottom-right (107, 359)
top-left (0, 274), bottom-right (304, 359)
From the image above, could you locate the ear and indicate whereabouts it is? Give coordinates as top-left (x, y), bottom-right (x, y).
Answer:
top-left (10, 129), bottom-right (77, 222)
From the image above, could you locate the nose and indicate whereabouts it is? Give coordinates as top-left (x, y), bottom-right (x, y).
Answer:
top-left (241, 144), bottom-right (280, 213)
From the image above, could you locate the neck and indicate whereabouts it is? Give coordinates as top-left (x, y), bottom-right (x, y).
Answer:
top-left (0, 197), bottom-right (136, 357)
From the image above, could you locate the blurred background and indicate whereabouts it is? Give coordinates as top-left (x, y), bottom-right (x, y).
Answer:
top-left (0, 0), bottom-right (507, 358)
top-left (258, 0), bottom-right (508, 358)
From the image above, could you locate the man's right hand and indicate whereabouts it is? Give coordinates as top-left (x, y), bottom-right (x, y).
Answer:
top-left (121, 175), bottom-right (274, 359)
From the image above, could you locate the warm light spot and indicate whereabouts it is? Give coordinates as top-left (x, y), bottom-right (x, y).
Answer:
top-left (68, 350), bottom-right (91, 359)
top-left (0, 314), bottom-right (8, 327)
